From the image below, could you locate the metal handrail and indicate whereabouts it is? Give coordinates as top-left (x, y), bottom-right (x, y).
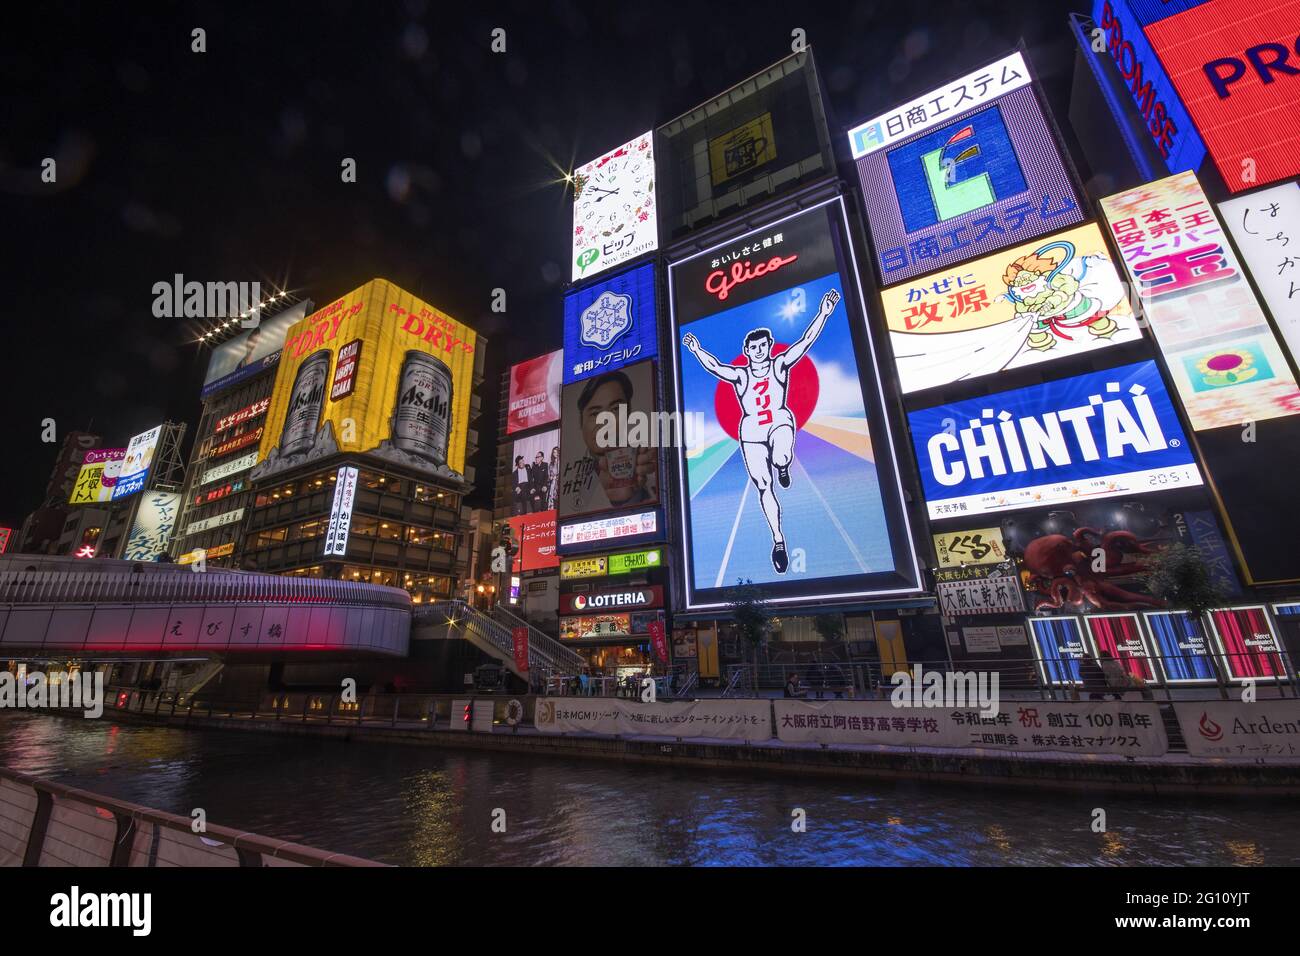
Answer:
top-left (421, 600), bottom-right (584, 676)
top-left (0, 568), bottom-right (412, 611)
top-left (488, 604), bottom-right (586, 671)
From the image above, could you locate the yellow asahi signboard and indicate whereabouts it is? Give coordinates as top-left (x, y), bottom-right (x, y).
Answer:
top-left (253, 279), bottom-right (479, 482)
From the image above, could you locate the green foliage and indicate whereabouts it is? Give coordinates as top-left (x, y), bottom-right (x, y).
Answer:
top-left (725, 578), bottom-right (771, 648)
top-left (1141, 543), bottom-right (1228, 618)
top-left (812, 613), bottom-right (845, 642)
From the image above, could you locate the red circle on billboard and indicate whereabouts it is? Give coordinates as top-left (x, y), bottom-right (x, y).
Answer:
top-left (713, 344), bottom-right (819, 441)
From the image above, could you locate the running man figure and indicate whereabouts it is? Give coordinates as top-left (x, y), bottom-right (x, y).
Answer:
top-left (682, 288), bottom-right (841, 573)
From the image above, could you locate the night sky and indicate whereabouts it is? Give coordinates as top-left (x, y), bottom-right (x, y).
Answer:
top-left (1, 0), bottom-right (1086, 528)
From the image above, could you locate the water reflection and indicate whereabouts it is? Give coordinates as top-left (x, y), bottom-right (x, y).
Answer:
top-left (1, 713), bottom-right (1295, 867)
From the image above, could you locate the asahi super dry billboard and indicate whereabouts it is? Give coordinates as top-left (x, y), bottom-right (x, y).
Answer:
top-left (254, 279), bottom-right (478, 482)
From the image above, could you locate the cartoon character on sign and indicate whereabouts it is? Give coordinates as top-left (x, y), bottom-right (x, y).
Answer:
top-left (1003, 239), bottom-right (1124, 353)
top-left (682, 288), bottom-right (840, 574)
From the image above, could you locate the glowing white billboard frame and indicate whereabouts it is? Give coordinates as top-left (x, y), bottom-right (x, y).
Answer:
top-left (666, 194), bottom-right (923, 610)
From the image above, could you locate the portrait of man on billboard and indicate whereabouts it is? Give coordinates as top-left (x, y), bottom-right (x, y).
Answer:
top-left (559, 362), bottom-right (659, 519)
top-left (682, 288), bottom-right (841, 572)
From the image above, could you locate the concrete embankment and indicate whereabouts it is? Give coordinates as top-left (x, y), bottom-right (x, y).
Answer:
top-left (65, 704), bottom-right (1300, 797)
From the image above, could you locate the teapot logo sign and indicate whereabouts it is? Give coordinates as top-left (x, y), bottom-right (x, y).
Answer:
top-left (1198, 712), bottom-right (1223, 741)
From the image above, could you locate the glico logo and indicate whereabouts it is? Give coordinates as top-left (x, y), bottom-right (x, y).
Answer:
top-left (926, 381), bottom-right (1171, 487)
top-left (705, 254), bottom-right (798, 302)
top-left (892, 109), bottom-right (1026, 231)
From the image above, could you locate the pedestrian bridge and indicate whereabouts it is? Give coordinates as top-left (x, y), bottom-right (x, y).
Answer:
top-left (0, 554), bottom-right (410, 657)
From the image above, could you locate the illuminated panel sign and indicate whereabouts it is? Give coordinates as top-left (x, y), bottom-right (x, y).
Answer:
top-left (1143, 0), bottom-right (1300, 192)
top-left (1144, 610), bottom-right (1218, 682)
top-left (330, 339), bottom-right (361, 401)
top-left (1209, 605), bottom-right (1286, 681)
top-left (1084, 614), bottom-right (1156, 683)
top-left (559, 511), bottom-right (657, 547)
top-left (194, 479), bottom-right (245, 506)
top-left (112, 425), bottom-right (163, 501)
top-left (209, 427), bottom-right (263, 459)
top-left (507, 511), bottom-right (558, 572)
top-left (255, 279), bottom-right (478, 481)
top-left (507, 350), bottom-right (562, 435)
top-left (608, 548), bottom-right (662, 575)
top-left (560, 586), bottom-right (663, 615)
top-left (213, 398), bottom-right (270, 433)
top-left (1093, 0), bottom-right (1207, 173)
top-left (561, 556), bottom-right (607, 580)
top-left (123, 492), bottom-right (181, 561)
top-left (1220, 182), bottom-right (1300, 366)
top-left (0, 527), bottom-right (11, 554)
top-left (184, 507), bottom-right (245, 536)
top-left (557, 360), bottom-right (660, 520)
top-left (560, 614), bottom-right (632, 640)
top-left (932, 528), bottom-right (1006, 568)
top-left (323, 466), bottom-right (358, 557)
top-left (878, 222), bottom-right (1142, 393)
top-left (571, 131), bottom-right (657, 281)
top-left (909, 361), bottom-right (1202, 519)
top-left (178, 541), bottom-right (235, 564)
top-left (563, 262), bottom-right (658, 385)
top-left (849, 51), bottom-right (1084, 284)
top-left (202, 451), bottom-right (258, 486)
top-left (1100, 170), bottom-right (1300, 430)
top-left (668, 198), bottom-right (922, 609)
top-left (1028, 617), bottom-right (1087, 686)
top-left (201, 301), bottom-right (310, 398)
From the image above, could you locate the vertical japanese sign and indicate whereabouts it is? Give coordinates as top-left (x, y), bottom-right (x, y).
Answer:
top-left (512, 626), bottom-right (529, 674)
top-left (648, 617), bottom-right (668, 664)
top-left (1100, 170), bottom-right (1300, 430)
top-left (1220, 182), bottom-right (1300, 368)
top-left (113, 425), bottom-right (163, 500)
top-left (323, 466), bottom-right (359, 557)
top-left (123, 492), bottom-right (181, 561)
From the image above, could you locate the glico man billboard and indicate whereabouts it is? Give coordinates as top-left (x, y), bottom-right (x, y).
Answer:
top-left (878, 221), bottom-right (1142, 394)
top-left (668, 197), bottom-right (922, 610)
top-left (848, 51), bottom-right (1084, 285)
top-left (909, 360), bottom-right (1202, 519)
top-left (563, 261), bottom-right (658, 385)
top-left (253, 279), bottom-right (479, 482)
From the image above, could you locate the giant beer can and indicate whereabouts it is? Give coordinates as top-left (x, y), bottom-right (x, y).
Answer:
top-left (279, 349), bottom-right (331, 457)
top-left (391, 350), bottom-right (452, 465)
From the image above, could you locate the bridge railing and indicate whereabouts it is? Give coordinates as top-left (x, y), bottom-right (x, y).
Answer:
top-left (0, 766), bottom-right (382, 867)
top-left (0, 568), bottom-right (412, 610)
top-left (417, 600), bottom-right (585, 678)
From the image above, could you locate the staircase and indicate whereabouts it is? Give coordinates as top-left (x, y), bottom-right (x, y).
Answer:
top-left (418, 600), bottom-right (584, 683)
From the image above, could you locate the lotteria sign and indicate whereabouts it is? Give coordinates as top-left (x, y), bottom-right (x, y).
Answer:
top-left (1094, 0), bottom-right (1206, 173)
top-left (561, 586), bottom-right (663, 614)
top-left (909, 361), bottom-right (1202, 518)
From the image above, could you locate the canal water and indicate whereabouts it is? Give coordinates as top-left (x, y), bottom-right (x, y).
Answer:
top-left (1, 713), bottom-right (1295, 866)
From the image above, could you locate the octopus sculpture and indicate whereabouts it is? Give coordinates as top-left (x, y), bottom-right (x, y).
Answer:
top-left (1021, 527), bottom-right (1167, 611)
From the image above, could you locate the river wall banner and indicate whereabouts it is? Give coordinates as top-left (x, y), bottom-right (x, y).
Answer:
top-left (774, 699), bottom-right (1168, 757)
top-left (534, 698), bottom-right (771, 741)
top-left (1175, 701), bottom-right (1300, 761)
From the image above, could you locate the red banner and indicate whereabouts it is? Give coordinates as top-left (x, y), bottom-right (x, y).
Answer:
top-left (648, 618), bottom-right (668, 664)
top-left (507, 351), bottom-right (562, 434)
top-left (512, 626), bottom-right (529, 674)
